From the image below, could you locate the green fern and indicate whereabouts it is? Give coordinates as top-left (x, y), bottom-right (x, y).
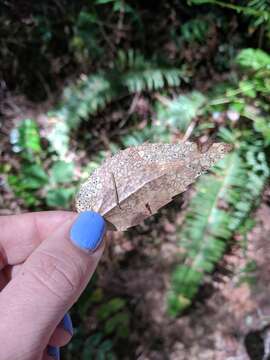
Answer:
top-left (121, 124), bottom-right (171, 147)
top-left (187, 0), bottom-right (270, 22)
top-left (168, 140), bottom-right (269, 316)
top-left (52, 50), bottom-right (184, 130)
top-left (236, 48), bottom-right (270, 71)
top-left (181, 18), bottom-right (209, 43)
top-left (156, 91), bottom-right (206, 132)
top-left (55, 74), bottom-right (117, 129)
top-left (247, 0), bottom-right (270, 26)
top-left (190, 0), bottom-right (270, 33)
top-left (167, 47), bottom-right (270, 316)
top-left (83, 89), bottom-right (206, 168)
top-left (48, 51), bottom-right (184, 156)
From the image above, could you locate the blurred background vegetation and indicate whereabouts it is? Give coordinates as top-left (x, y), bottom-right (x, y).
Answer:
top-left (1, 0), bottom-right (270, 359)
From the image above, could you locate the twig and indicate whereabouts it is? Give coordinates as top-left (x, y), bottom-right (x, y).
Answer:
top-left (258, 25), bottom-right (265, 49)
top-left (96, 18), bottom-right (116, 52)
top-left (37, 71), bottom-right (51, 100)
top-left (116, 0), bottom-right (125, 44)
top-left (208, 84), bottom-right (255, 106)
top-left (154, 93), bottom-right (172, 107)
top-left (99, 130), bottom-right (112, 152)
top-left (182, 120), bottom-right (197, 142)
top-left (119, 92), bottom-right (140, 128)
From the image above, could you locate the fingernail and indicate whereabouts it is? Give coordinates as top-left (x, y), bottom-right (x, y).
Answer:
top-left (70, 211), bottom-right (105, 252)
top-left (59, 313), bottom-right (73, 336)
top-left (47, 346), bottom-right (60, 360)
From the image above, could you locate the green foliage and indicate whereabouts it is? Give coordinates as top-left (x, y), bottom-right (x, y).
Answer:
top-left (236, 48), bottom-right (270, 70)
top-left (188, 0), bottom-right (269, 17)
top-left (246, 0), bottom-right (270, 26)
top-left (168, 143), bottom-right (269, 316)
top-left (121, 124), bottom-right (171, 147)
top-left (188, 0), bottom-right (270, 37)
top-left (8, 163), bottom-right (49, 207)
top-left (70, 10), bottom-right (104, 64)
top-left (79, 90), bottom-right (207, 173)
top-left (71, 1), bottom-right (139, 65)
top-left (67, 282), bottom-right (129, 359)
top-left (50, 161), bottom-right (75, 184)
top-left (157, 92), bottom-right (206, 132)
top-left (167, 48), bottom-right (270, 316)
top-left (8, 119), bottom-right (76, 209)
top-left (82, 333), bottom-right (116, 360)
top-left (253, 118), bottom-right (270, 145)
top-left (8, 160), bottom-right (76, 209)
top-left (10, 119), bottom-right (41, 159)
top-left (96, 298), bottom-right (130, 339)
top-left (45, 159), bottom-right (76, 208)
top-left (97, 298), bottom-right (126, 320)
top-left (18, 119), bottom-right (41, 155)
top-left (48, 50), bottom-right (185, 157)
top-left (46, 188), bottom-right (76, 208)
top-left (52, 50), bottom-right (184, 131)
top-left (181, 18), bottom-right (209, 43)
top-left (234, 48), bottom-right (270, 99)
top-left (238, 260), bottom-right (258, 285)
top-left (83, 90), bottom-right (207, 170)
top-left (8, 119), bottom-right (46, 206)
top-left (47, 120), bottom-right (70, 158)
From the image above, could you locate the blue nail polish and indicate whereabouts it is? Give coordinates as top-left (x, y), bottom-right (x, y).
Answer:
top-left (47, 346), bottom-right (60, 360)
top-left (70, 211), bottom-right (105, 251)
top-left (59, 313), bottom-right (73, 336)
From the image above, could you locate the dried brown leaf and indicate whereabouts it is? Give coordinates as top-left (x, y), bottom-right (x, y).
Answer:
top-left (75, 142), bottom-right (232, 231)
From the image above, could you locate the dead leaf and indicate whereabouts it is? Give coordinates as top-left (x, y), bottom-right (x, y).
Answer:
top-left (75, 142), bottom-right (232, 231)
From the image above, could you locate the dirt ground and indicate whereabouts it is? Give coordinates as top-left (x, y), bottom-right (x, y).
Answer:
top-left (97, 198), bottom-right (270, 360)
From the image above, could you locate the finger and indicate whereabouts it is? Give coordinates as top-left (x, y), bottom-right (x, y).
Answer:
top-left (49, 313), bottom-right (73, 347)
top-left (0, 272), bottom-right (7, 290)
top-left (1, 264), bottom-right (27, 292)
top-left (1, 280), bottom-right (73, 346)
top-left (0, 211), bottom-right (76, 267)
top-left (49, 327), bottom-right (71, 348)
top-left (0, 264), bottom-right (22, 292)
top-left (2, 264), bottom-right (21, 281)
top-left (0, 211), bottom-right (105, 360)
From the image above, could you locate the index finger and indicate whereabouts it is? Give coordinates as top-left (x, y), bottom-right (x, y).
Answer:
top-left (0, 211), bottom-right (76, 268)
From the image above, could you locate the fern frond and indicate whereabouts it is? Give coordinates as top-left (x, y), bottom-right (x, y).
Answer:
top-left (55, 74), bottom-right (117, 129)
top-left (116, 50), bottom-right (183, 91)
top-left (52, 51), bottom-right (184, 132)
top-left (188, 0), bottom-right (270, 22)
top-left (236, 48), bottom-right (270, 71)
top-left (156, 91), bottom-right (206, 132)
top-left (168, 146), bottom-right (268, 316)
top-left (122, 67), bottom-right (182, 93)
top-left (247, 0), bottom-right (270, 25)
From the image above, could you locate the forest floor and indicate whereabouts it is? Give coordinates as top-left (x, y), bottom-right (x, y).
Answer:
top-left (1, 95), bottom-right (270, 360)
top-left (98, 197), bottom-right (270, 360)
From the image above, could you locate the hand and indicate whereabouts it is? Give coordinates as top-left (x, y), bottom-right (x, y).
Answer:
top-left (0, 211), bottom-right (105, 360)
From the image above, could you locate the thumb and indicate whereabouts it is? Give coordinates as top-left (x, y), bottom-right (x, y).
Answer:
top-left (0, 211), bottom-right (106, 360)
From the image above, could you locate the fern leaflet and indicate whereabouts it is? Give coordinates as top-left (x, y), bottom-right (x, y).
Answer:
top-left (168, 146), bottom-right (268, 316)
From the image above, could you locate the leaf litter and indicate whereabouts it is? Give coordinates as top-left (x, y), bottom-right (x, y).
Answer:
top-left (76, 142), bottom-right (232, 230)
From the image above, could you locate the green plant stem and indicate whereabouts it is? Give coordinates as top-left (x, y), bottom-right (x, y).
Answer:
top-left (204, 0), bottom-right (269, 19)
top-left (208, 85), bottom-right (255, 106)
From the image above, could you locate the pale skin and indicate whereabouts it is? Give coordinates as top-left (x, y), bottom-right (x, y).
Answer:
top-left (0, 211), bottom-right (105, 360)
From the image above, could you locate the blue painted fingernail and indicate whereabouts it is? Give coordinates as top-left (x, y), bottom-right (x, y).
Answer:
top-left (59, 313), bottom-right (73, 336)
top-left (70, 211), bottom-right (105, 252)
top-left (47, 346), bottom-right (60, 360)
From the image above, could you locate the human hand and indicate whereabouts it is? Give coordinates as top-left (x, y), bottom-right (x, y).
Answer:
top-left (0, 211), bottom-right (106, 360)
